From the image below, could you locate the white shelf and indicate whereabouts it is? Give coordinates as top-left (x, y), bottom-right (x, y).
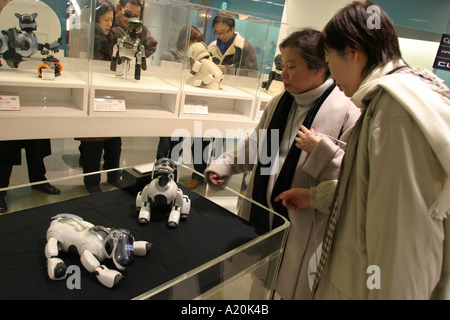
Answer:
top-left (180, 84), bottom-right (256, 121)
top-left (255, 90), bottom-right (274, 120)
top-left (0, 68), bottom-right (88, 116)
top-left (90, 72), bottom-right (180, 117)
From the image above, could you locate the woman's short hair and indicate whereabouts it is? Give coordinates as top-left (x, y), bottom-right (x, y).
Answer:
top-left (176, 25), bottom-right (204, 51)
top-left (95, 0), bottom-right (115, 23)
top-left (316, 1), bottom-right (402, 74)
top-left (280, 28), bottom-right (330, 79)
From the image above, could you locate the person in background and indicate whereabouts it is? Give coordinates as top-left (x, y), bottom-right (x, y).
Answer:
top-left (157, 25), bottom-right (205, 174)
top-left (159, 25), bottom-right (203, 63)
top-left (110, 0), bottom-right (157, 59)
top-left (308, 1), bottom-right (450, 299)
top-left (76, 0), bottom-right (122, 194)
top-left (0, 140), bottom-right (61, 213)
top-left (207, 14), bottom-right (258, 74)
top-left (93, 0), bottom-right (115, 61)
top-left (204, 29), bottom-right (360, 299)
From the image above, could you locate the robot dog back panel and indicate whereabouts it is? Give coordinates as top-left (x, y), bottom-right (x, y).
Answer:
top-left (0, 187), bottom-right (263, 299)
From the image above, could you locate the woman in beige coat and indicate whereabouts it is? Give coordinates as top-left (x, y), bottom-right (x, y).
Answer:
top-left (294, 2), bottom-right (450, 299)
top-left (204, 29), bottom-right (360, 299)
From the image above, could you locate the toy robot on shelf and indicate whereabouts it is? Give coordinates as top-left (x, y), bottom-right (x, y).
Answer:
top-left (0, 13), bottom-right (62, 77)
top-left (262, 54), bottom-right (284, 95)
top-left (136, 158), bottom-right (191, 228)
top-left (110, 17), bottom-right (147, 80)
top-left (185, 42), bottom-right (224, 90)
top-left (45, 214), bottom-right (151, 288)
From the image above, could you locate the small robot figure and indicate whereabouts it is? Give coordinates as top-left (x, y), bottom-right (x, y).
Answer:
top-left (136, 158), bottom-right (191, 228)
top-left (37, 54), bottom-right (63, 78)
top-left (110, 18), bottom-right (147, 80)
top-left (45, 214), bottom-right (151, 288)
top-left (262, 54), bottom-right (284, 95)
top-left (0, 13), bottom-right (62, 76)
top-left (186, 42), bottom-right (224, 90)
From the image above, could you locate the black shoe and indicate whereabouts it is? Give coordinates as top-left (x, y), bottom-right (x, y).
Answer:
top-left (86, 184), bottom-right (102, 194)
top-left (107, 178), bottom-right (123, 188)
top-left (0, 195), bottom-right (7, 213)
top-left (32, 183), bottom-right (61, 195)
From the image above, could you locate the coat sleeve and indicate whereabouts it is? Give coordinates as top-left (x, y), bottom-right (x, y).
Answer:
top-left (365, 93), bottom-right (445, 299)
top-left (302, 101), bottom-right (361, 181)
top-left (204, 94), bottom-right (282, 189)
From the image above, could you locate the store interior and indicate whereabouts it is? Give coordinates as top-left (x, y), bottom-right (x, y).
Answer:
top-left (0, 0), bottom-right (448, 300)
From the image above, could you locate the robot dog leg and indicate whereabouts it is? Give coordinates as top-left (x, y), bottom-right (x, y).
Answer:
top-left (167, 190), bottom-right (191, 228)
top-left (136, 184), bottom-right (151, 224)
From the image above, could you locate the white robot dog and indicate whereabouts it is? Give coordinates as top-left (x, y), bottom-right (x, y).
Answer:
top-left (185, 42), bottom-right (223, 90)
top-left (45, 214), bottom-right (151, 288)
top-left (136, 158), bottom-right (191, 228)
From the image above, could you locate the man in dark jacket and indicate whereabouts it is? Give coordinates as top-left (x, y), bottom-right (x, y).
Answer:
top-left (110, 0), bottom-right (157, 58)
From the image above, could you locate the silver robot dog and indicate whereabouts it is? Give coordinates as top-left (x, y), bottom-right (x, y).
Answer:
top-left (136, 158), bottom-right (191, 228)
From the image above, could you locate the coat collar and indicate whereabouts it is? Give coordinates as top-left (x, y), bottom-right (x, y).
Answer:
top-left (351, 60), bottom-right (407, 109)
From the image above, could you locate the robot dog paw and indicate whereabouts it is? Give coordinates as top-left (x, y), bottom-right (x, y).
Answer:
top-left (47, 257), bottom-right (67, 280)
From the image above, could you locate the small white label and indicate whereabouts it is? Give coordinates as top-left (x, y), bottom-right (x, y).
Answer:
top-left (94, 98), bottom-right (126, 112)
top-left (0, 95), bottom-right (20, 111)
top-left (41, 68), bottom-right (55, 80)
top-left (183, 102), bottom-right (208, 115)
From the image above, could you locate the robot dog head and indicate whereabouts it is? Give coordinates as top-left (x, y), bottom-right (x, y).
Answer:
top-left (153, 158), bottom-right (175, 175)
top-left (15, 13), bottom-right (38, 32)
top-left (186, 42), bottom-right (210, 61)
top-left (103, 229), bottom-right (135, 271)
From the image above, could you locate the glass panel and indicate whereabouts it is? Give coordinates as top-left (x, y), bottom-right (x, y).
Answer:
top-left (0, 0), bottom-right (89, 116)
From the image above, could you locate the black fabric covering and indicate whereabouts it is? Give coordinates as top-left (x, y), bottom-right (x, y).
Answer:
top-left (0, 187), bottom-right (261, 299)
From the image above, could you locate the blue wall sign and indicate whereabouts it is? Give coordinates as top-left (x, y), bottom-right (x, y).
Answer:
top-left (433, 34), bottom-right (450, 72)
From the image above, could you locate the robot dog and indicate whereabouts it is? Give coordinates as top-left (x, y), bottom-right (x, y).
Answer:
top-left (136, 158), bottom-right (191, 228)
top-left (185, 42), bottom-right (223, 90)
top-left (45, 214), bottom-right (151, 288)
top-left (110, 17), bottom-right (147, 80)
top-left (0, 13), bottom-right (62, 77)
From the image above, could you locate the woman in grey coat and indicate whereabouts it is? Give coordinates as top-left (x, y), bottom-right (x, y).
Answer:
top-left (204, 29), bottom-right (360, 299)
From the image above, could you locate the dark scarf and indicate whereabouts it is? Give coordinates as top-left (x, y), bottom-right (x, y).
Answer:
top-left (250, 82), bottom-right (336, 230)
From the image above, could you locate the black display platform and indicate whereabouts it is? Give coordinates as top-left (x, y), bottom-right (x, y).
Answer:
top-left (0, 187), bottom-right (262, 300)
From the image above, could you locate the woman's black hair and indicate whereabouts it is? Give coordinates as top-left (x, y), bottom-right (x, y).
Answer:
top-left (316, 1), bottom-right (402, 75)
top-left (95, 0), bottom-right (115, 23)
top-left (280, 28), bottom-right (330, 79)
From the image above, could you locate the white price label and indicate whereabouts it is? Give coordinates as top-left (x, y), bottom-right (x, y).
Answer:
top-left (0, 95), bottom-right (20, 111)
top-left (183, 103), bottom-right (208, 115)
top-left (94, 98), bottom-right (126, 112)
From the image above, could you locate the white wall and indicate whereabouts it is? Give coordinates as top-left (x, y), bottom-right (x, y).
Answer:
top-left (282, 0), bottom-right (351, 29)
top-left (399, 38), bottom-right (440, 71)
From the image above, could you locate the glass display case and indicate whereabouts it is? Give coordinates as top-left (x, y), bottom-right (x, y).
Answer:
top-left (0, 0), bottom-right (287, 139)
top-left (173, 1), bottom-right (275, 123)
top-left (0, 0), bottom-right (89, 117)
top-left (0, 163), bottom-right (289, 300)
top-left (88, 0), bottom-right (188, 119)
